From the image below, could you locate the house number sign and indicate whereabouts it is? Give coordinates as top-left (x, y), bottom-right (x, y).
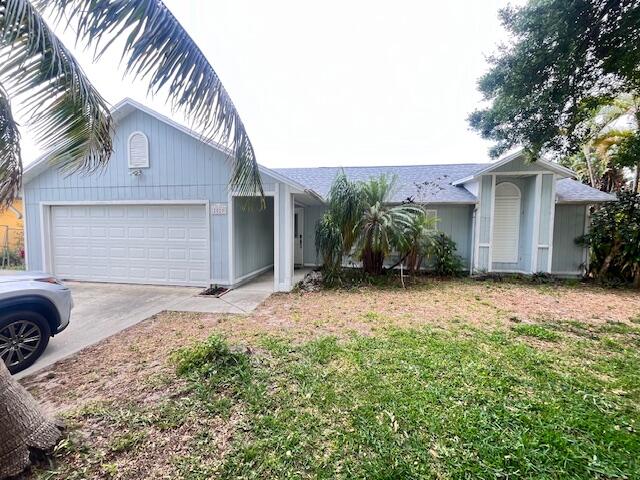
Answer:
top-left (211, 203), bottom-right (228, 215)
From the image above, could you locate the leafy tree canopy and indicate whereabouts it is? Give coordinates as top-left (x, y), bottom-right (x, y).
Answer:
top-left (469, 0), bottom-right (640, 160)
top-left (580, 191), bottom-right (640, 287)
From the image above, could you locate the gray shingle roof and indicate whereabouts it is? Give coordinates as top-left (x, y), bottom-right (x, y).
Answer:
top-left (275, 164), bottom-right (484, 203)
top-left (556, 178), bottom-right (617, 203)
top-left (274, 164), bottom-right (616, 204)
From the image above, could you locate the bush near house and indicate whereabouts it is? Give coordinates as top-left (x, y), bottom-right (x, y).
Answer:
top-left (580, 191), bottom-right (640, 288)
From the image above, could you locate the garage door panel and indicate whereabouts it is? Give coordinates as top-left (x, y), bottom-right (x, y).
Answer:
top-left (51, 204), bottom-right (209, 286)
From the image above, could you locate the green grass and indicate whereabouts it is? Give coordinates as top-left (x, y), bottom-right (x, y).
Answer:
top-left (511, 323), bottom-right (561, 341)
top-left (168, 328), bottom-right (640, 479)
top-left (44, 323), bottom-right (639, 479)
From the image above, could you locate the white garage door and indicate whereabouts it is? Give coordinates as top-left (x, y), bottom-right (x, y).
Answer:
top-left (51, 204), bottom-right (210, 286)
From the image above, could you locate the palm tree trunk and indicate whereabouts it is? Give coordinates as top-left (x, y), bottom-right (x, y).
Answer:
top-left (0, 362), bottom-right (61, 478)
top-left (583, 145), bottom-right (596, 188)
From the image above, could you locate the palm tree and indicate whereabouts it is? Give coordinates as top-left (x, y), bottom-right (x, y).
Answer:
top-left (0, 0), bottom-right (262, 209)
top-left (395, 210), bottom-right (437, 277)
top-left (565, 94), bottom-right (640, 192)
top-left (355, 175), bottom-right (420, 275)
top-left (325, 172), bottom-right (363, 256)
top-left (1, 0), bottom-right (261, 475)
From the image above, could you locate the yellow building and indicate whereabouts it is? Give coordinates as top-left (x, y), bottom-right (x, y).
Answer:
top-left (0, 198), bottom-right (24, 251)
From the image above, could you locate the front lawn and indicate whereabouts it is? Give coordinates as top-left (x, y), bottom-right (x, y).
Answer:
top-left (22, 279), bottom-right (640, 479)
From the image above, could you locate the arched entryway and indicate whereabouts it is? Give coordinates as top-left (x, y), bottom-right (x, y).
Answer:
top-left (492, 182), bottom-right (521, 264)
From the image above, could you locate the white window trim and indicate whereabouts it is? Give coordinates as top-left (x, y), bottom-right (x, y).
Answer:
top-left (128, 131), bottom-right (150, 168)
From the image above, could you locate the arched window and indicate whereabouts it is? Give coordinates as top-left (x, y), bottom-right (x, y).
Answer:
top-left (493, 182), bottom-right (521, 263)
top-left (128, 131), bottom-right (149, 168)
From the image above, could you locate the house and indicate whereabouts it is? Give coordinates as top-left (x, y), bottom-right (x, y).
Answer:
top-left (22, 99), bottom-right (614, 291)
top-left (0, 198), bottom-right (24, 250)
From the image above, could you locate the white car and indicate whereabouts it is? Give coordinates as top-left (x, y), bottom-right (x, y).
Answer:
top-left (0, 272), bottom-right (73, 374)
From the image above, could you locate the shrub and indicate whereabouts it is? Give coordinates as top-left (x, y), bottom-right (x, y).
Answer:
top-left (427, 232), bottom-right (463, 276)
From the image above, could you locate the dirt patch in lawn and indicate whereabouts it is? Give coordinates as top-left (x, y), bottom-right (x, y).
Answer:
top-left (205, 279), bottom-right (640, 343)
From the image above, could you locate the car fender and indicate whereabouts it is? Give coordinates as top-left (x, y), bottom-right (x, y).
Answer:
top-left (0, 295), bottom-right (60, 336)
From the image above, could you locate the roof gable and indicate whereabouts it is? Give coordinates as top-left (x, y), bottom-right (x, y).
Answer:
top-left (23, 98), bottom-right (308, 193)
top-left (451, 151), bottom-right (575, 185)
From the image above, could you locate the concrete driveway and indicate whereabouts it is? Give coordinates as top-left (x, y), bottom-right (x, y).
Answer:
top-left (16, 275), bottom-right (276, 378)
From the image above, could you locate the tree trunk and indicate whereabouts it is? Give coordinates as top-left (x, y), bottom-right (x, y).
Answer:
top-left (362, 248), bottom-right (384, 275)
top-left (583, 145), bottom-right (596, 188)
top-left (635, 161), bottom-right (640, 193)
top-left (0, 362), bottom-right (61, 479)
top-left (598, 239), bottom-right (620, 279)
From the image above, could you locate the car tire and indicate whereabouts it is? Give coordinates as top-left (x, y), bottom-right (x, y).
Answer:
top-left (0, 311), bottom-right (51, 375)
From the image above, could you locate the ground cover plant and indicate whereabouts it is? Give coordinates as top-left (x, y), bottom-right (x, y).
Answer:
top-left (18, 278), bottom-right (640, 479)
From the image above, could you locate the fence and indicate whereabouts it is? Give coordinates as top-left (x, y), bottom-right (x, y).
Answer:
top-left (1, 225), bottom-right (24, 269)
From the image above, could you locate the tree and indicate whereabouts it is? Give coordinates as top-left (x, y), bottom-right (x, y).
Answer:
top-left (1, 0), bottom-right (262, 475)
top-left (0, 0), bottom-right (262, 209)
top-left (314, 172), bottom-right (364, 284)
top-left (0, 362), bottom-right (61, 478)
top-left (580, 191), bottom-right (640, 288)
top-left (354, 175), bottom-right (419, 275)
top-left (469, 0), bottom-right (640, 167)
top-left (394, 210), bottom-right (437, 277)
top-left (315, 212), bottom-right (343, 282)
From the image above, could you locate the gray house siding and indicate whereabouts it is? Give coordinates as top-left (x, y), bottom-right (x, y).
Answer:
top-left (24, 108), bottom-right (279, 285)
top-left (430, 204), bottom-right (473, 267)
top-left (233, 197), bottom-right (274, 281)
top-left (302, 205), bottom-right (326, 266)
top-left (552, 204), bottom-right (587, 274)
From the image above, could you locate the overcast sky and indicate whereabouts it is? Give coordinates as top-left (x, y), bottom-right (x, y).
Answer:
top-left (20, 0), bottom-right (523, 169)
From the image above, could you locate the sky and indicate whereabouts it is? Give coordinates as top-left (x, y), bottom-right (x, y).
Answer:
top-left (19, 0), bottom-right (523, 169)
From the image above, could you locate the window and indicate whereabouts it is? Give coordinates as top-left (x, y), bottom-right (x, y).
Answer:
top-left (128, 132), bottom-right (149, 168)
top-left (425, 209), bottom-right (438, 231)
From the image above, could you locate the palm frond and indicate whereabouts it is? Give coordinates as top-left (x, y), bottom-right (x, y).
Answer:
top-left (0, 0), bottom-right (112, 185)
top-left (315, 212), bottom-right (343, 273)
top-left (593, 129), bottom-right (634, 159)
top-left (361, 174), bottom-right (397, 206)
top-left (38, 0), bottom-right (262, 196)
top-left (0, 85), bottom-right (21, 207)
top-left (327, 171), bottom-right (363, 253)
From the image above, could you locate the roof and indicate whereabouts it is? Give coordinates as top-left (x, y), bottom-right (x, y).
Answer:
top-left (276, 164), bottom-right (484, 203)
top-left (451, 150), bottom-right (575, 185)
top-left (22, 99), bottom-right (616, 204)
top-left (555, 178), bottom-right (616, 203)
top-left (275, 164), bottom-right (617, 204)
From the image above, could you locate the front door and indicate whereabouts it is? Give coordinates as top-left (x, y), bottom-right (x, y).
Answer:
top-left (294, 207), bottom-right (304, 266)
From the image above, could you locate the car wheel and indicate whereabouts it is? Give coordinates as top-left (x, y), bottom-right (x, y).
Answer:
top-left (0, 311), bottom-right (51, 374)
